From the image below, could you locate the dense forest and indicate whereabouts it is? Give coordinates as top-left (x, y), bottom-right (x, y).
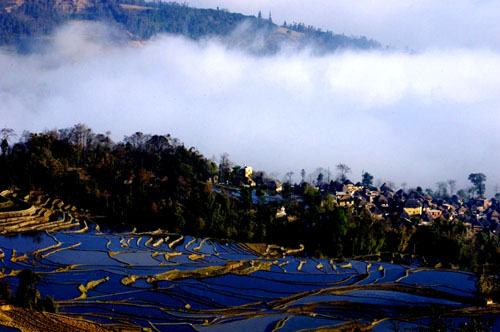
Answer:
top-left (1, 125), bottom-right (499, 287)
top-left (0, 0), bottom-right (380, 53)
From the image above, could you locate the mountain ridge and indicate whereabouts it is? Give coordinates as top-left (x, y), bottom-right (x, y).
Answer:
top-left (0, 0), bottom-right (381, 54)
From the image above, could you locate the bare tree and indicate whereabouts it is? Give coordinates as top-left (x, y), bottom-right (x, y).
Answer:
top-left (218, 153), bottom-right (232, 184)
top-left (0, 128), bottom-right (16, 142)
top-left (124, 131), bottom-right (151, 149)
top-left (66, 123), bottom-right (96, 148)
top-left (447, 179), bottom-right (456, 195)
top-left (220, 153), bottom-right (230, 168)
top-left (436, 181), bottom-right (448, 198)
top-left (336, 163), bottom-right (351, 182)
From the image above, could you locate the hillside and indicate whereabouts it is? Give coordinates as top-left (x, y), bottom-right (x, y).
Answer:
top-left (1, 124), bottom-right (500, 276)
top-left (0, 0), bottom-right (380, 53)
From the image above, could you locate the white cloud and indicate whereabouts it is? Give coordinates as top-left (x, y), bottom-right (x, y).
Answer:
top-left (1, 22), bottom-right (500, 194)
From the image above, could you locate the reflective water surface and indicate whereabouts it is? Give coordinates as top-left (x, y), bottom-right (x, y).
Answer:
top-left (1, 225), bottom-right (499, 331)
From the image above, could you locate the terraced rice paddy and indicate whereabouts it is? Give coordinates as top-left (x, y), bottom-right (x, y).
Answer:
top-left (0, 191), bottom-right (499, 331)
top-left (0, 190), bottom-right (82, 234)
top-left (0, 225), bottom-right (499, 331)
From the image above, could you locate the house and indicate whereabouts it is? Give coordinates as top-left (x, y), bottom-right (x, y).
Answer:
top-left (242, 166), bottom-right (253, 178)
top-left (241, 166), bottom-right (256, 186)
top-left (342, 180), bottom-right (362, 194)
top-left (427, 209), bottom-right (442, 219)
top-left (276, 206), bottom-right (287, 218)
top-left (376, 195), bottom-right (390, 209)
top-left (353, 190), bottom-right (369, 204)
top-left (458, 206), bottom-right (468, 216)
top-left (399, 210), bottom-right (411, 220)
top-left (488, 210), bottom-right (500, 222)
top-left (441, 210), bottom-right (453, 221)
top-left (419, 213), bottom-right (433, 226)
top-left (395, 189), bottom-right (408, 200)
top-left (404, 199), bottom-right (422, 216)
top-left (367, 205), bottom-right (383, 220)
top-left (335, 191), bottom-right (351, 199)
top-left (380, 183), bottom-right (394, 194)
top-left (329, 180), bottom-right (343, 192)
top-left (365, 189), bottom-right (379, 203)
top-left (471, 198), bottom-right (491, 212)
top-left (263, 180), bottom-right (282, 193)
top-left (336, 192), bottom-right (354, 207)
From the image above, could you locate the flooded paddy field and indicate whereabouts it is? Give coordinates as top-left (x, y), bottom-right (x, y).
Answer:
top-left (1, 225), bottom-right (499, 331)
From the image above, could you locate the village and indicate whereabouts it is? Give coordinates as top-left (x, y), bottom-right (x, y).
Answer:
top-left (216, 164), bottom-right (500, 237)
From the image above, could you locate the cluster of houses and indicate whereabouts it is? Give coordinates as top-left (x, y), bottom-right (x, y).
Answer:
top-left (217, 164), bottom-right (500, 234)
top-left (217, 165), bottom-right (283, 192)
top-left (308, 179), bottom-right (500, 234)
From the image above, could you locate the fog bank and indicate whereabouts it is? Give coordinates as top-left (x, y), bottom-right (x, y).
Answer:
top-left (1, 22), bottom-right (500, 194)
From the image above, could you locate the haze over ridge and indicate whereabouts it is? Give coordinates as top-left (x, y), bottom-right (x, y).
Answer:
top-left (1, 2), bottom-right (500, 195)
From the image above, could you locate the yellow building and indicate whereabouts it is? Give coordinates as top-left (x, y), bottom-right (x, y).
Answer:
top-left (404, 199), bottom-right (422, 216)
top-left (242, 166), bottom-right (253, 178)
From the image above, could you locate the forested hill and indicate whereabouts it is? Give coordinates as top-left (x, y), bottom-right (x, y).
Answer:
top-left (0, 0), bottom-right (380, 53)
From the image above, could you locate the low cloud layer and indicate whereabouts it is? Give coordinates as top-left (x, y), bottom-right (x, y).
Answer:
top-left (1, 22), bottom-right (500, 194)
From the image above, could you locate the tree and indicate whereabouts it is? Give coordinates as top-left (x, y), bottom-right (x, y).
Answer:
top-left (69, 123), bottom-right (93, 148)
top-left (468, 173), bottom-right (486, 198)
top-left (0, 280), bottom-right (11, 300)
top-left (124, 131), bottom-right (150, 149)
top-left (312, 167), bottom-right (326, 185)
top-left (316, 172), bottom-right (324, 185)
top-left (14, 269), bottom-right (56, 313)
top-left (0, 139), bottom-right (7, 156)
top-left (457, 189), bottom-right (469, 201)
top-left (436, 181), bottom-right (448, 198)
top-left (300, 169), bottom-right (306, 182)
top-left (15, 269), bottom-right (41, 309)
top-left (447, 179), bottom-right (456, 195)
top-left (0, 128), bottom-right (16, 156)
top-left (362, 171), bottom-right (373, 187)
top-left (336, 163), bottom-right (351, 183)
top-left (285, 171), bottom-right (294, 184)
top-left (218, 153), bottom-right (231, 183)
top-left (220, 153), bottom-right (230, 167)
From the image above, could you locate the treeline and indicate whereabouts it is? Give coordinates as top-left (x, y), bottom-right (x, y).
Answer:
top-left (0, 0), bottom-right (379, 53)
top-left (1, 125), bottom-right (499, 280)
top-left (0, 125), bottom-right (274, 242)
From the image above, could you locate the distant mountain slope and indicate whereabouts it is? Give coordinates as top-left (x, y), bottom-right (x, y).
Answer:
top-left (0, 0), bottom-right (380, 53)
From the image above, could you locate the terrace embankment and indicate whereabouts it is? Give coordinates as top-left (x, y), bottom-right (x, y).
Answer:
top-left (0, 303), bottom-right (139, 332)
top-left (0, 190), bottom-right (84, 234)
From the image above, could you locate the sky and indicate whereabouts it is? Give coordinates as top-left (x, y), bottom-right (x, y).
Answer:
top-left (1, 2), bottom-right (500, 195)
